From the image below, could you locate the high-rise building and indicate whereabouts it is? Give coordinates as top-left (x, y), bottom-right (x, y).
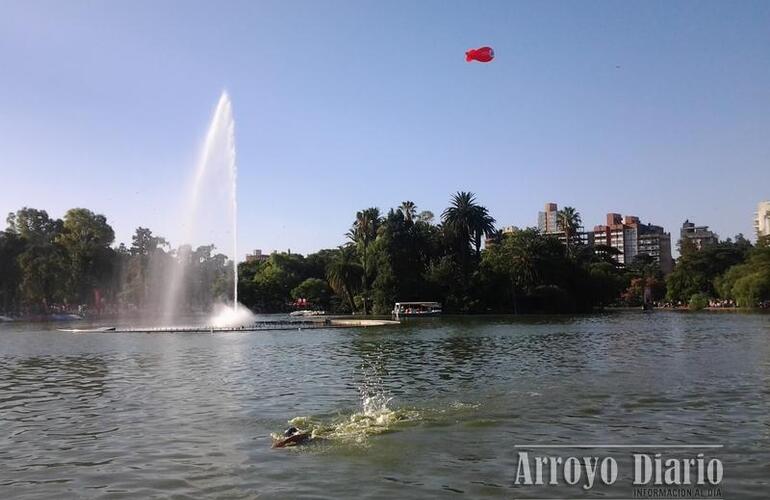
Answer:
top-left (755, 201), bottom-right (770, 239)
top-left (592, 213), bottom-right (673, 273)
top-left (537, 202), bottom-right (593, 246)
top-left (680, 220), bottom-right (719, 250)
top-left (593, 214), bottom-right (635, 265)
top-left (537, 203), bottom-right (559, 234)
top-left (638, 231), bottom-right (674, 274)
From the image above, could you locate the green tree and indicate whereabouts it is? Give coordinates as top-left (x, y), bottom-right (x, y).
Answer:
top-left (398, 201), bottom-right (417, 223)
top-left (118, 227), bottom-right (171, 310)
top-left (347, 207), bottom-right (382, 314)
top-left (247, 253), bottom-right (304, 312)
top-left (688, 293), bottom-right (709, 311)
top-left (716, 246), bottom-right (770, 307)
top-left (370, 208), bottom-right (441, 313)
top-left (556, 206), bottom-right (582, 256)
top-left (441, 191), bottom-right (496, 261)
top-left (0, 231), bottom-right (24, 312)
top-left (56, 208), bottom-right (116, 304)
top-left (6, 207), bottom-right (62, 244)
top-left (17, 243), bottom-right (68, 310)
top-left (326, 245), bottom-right (363, 312)
top-left (666, 240), bottom-right (750, 303)
top-left (6, 208), bottom-right (67, 311)
top-left (291, 278), bottom-right (333, 310)
top-left (480, 228), bottom-right (583, 313)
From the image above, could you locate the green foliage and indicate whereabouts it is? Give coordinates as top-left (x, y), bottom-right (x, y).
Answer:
top-left (116, 227), bottom-right (172, 310)
top-left (291, 278), bottom-right (332, 310)
top-left (586, 261), bottom-right (628, 306)
top-left (6, 207), bottom-right (62, 244)
top-left (57, 208), bottom-right (116, 303)
top-left (478, 227), bottom-right (624, 313)
top-left (370, 208), bottom-right (443, 313)
top-left (17, 243), bottom-right (68, 309)
top-left (6, 198), bottom-right (764, 317)
top-left (247, 254), bottom-right (302, 312)
top-left (347, 208), bottom-right (383, 314)
top-left (556, 206), bottom-right (582, 255)
top-left (716, 246), bottom-right (770, 307)
top-left (2, 209), bottom-right (238, 316)
top-left (666, 241), bottom-right (750, 302)
top-left (0, 231), bottom-right (24, 311)
top-left (326, 245), bottom-right (363, 313)
top-left (622, 276), bottom-right (666, 306)
top-left (237, 250), bottom-right (344, 313)
top-left (442, 191), bottom-right (496, 261)
top-left (688, 292), bottom-right (709, 311)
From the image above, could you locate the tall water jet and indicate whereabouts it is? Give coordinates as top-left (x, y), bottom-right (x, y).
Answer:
top-left (162, 92), bottom-right (243, 325)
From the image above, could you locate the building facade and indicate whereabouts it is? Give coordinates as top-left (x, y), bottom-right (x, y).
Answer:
top-left (680, 220), bottom-right (718, 250)
top-left (755, 201), bottom-right (770, 239)
top-left (537, 202), bottom-right (593, 246)
top-left (592, 213), bottom-right (673, 273)
top-left (537, 203), bottom-right (559, 234)
top-left (245, 249), bottom-right (270, 263)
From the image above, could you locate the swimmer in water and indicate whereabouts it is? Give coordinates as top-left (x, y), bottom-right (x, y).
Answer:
top-left (271, 426), bottom-right (312, 448)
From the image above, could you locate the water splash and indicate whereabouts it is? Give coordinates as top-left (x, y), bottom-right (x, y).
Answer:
top-left (273, 364), bottom-right (419, 447)
top-left (208, 302), bottom-right (255, 328)
top-left (162, 92), bottom-right (243, 325)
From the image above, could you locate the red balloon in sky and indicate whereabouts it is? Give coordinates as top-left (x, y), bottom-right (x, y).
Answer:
top-left (465, 46), bottom-right (494, 63)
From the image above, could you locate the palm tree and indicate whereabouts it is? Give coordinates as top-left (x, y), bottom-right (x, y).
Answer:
top-left (556, 206), bottom-right (582, 256)
top-left (398, 201), bottom-right (417, 223)
top-left (441, 191), bottom-right (496, 259)
top-left (347, 207), bottom-right (382, 314)
top-left (326, 245), bottom-right (363, 312)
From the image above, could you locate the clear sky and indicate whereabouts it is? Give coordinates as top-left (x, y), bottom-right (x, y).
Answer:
top-left (1, 0), bottom-right (769, 258)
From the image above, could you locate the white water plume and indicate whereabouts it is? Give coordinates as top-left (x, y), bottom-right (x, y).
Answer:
top-left (208, 302), bottom-right (255, 328)
top-left (162, 91), bottom-right (244, 325)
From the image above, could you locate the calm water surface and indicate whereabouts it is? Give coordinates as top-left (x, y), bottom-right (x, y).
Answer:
top-left (1, 311), bottom-right (769, 498)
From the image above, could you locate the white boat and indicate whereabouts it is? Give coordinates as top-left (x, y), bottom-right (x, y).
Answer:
top-left (0, 315), bottom-right (14, 322)
top-left (289, 310), bottom-right (326, 317)
top-left (392, 302), bottom-right (442, 318)
top-left (57, 327), bottom-right (116, 333)
top-left (51, 313), bottom-right (83, 321)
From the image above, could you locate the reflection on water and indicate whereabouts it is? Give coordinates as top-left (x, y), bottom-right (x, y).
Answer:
top-left (0, 311), bottom-right (769, 498)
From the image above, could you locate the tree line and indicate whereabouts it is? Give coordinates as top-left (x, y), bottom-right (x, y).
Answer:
top-left (0, 207), bottom-right (232, 316)
top-left (239, 192), bottom-right (769, 314)
top-left (2, 194), bottom-right (768, 317)
top-left (665, 235), bottom-right (769, 309)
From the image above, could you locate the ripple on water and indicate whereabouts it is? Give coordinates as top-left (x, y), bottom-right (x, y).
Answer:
top-left (0, 312), bottom-right (769, 498)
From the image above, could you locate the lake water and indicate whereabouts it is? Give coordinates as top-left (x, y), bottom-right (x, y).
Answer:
top-left (1, 311), bottom-right (769, 499)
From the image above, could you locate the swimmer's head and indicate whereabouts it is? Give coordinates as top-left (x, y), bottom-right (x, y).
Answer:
top-left (283, 426), bottom-right (299, 437)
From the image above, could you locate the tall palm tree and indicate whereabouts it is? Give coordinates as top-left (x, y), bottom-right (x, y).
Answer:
top-left (326, 245), bottom-right (363, 312)
top-left (398, 201), bottom-right (417, 223)
top-left (441, 191), bottom-right (496, 259)
top-left (347, 207), bottom-right (382, 313)
top-left (556, 206), bottom-right (582, 256)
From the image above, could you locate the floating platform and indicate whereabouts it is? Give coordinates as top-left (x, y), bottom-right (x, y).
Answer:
top-left (57, 318), bottom-right (400, 334)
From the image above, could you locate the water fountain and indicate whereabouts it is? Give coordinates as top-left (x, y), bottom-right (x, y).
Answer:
top-left (99, 92), bottom-right (399, 333)
top-left (161, 91), bottom-right (252, 327)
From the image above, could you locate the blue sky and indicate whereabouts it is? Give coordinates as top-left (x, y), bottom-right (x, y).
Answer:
top-left (1, 0), bottom-right (769, 257)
